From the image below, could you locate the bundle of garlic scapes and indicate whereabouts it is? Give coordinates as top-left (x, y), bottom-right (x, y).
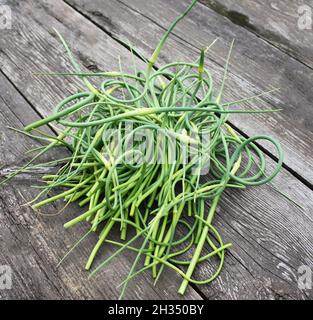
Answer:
top-left (1, 0), bottom-right (283, 298)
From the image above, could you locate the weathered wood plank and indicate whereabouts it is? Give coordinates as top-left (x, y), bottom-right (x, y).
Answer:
top-left (199, 0), bottom-right (313, 69)
top-left (0, 72), bottom-right (202, 300)
top-left (0, 0), bottom-right (312, 299)
top-left (200, 171), bottom-right (313, 299)
top-left (66, 0), bottom-right (313, 185)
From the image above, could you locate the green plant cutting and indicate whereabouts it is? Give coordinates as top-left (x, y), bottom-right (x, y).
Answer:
top-left (0, 0), bottom-right (283, 298)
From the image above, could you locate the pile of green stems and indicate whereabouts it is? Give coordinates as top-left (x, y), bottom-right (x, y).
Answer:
top-left (1, 0), bottom-right (283, 298)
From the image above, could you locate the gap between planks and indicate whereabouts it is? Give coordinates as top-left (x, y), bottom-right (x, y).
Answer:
top-left (198, 0), bottom-right (313, 71)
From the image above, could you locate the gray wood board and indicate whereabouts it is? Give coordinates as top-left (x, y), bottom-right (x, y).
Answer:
top-left (0, 0), bottom-right (312, 299)
top-left (199, 0), bottom-right (313, 69)
top-left (0, 72), bottom-right (201, 300)
top-left (66, 0), bottom-right (313, 185)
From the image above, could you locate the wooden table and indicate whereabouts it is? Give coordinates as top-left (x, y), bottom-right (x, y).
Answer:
top-left (0, 0), bottom-right (312, 300)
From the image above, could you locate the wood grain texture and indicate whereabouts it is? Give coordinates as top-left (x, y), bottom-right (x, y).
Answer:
top-left (0, 72), bottom-right (201, 300)
top-left (199, 0), bottom-right (313, 69)
top-left (0, 0), bottom-right (312, 300)
top-left (66, 0), bottom-right (313, 185)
